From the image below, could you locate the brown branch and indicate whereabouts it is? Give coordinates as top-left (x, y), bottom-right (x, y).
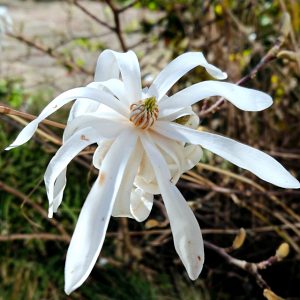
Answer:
top-left (204, 240), bottom-right (270, 290)
top-left (0, 105), bottom-right (66, 129)
top-left (118, 0), bottom-right (139, 13)
top-left (71, 0), bottom-right (115, 31)
top-left (0, 181), bottom-right (70, 239)
top-left (7, 32), bottom-right (93, 76)
top-left (105, 0), bottom-right (128, 51)
top-left (0, 233), bottom-right (70, 242)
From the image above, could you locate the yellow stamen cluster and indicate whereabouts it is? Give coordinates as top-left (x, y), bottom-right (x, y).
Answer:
top-left (129, 97), bottom-right (159, 130)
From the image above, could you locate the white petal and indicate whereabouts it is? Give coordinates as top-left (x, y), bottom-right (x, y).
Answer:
top-left (63, 114), bottom-right (128, 140)
top-left (159, 81), bottom-right (273, 117)
top-left (154, 122), bottom-right (300, 189)
top-left (140, 135), bottom-right (204, 279)
top-left (64, 130), bottom-right (137, 295)
top-left (112, 140), bottom-right (144, 219)
top-left (88, 79), bottom-right (128, 104)
top-left (94, 49), bottom-right (142, 103)
top-left (148, 52), bottom-right (227, 101)
top-left (150, 131), bottom-right (185, 179)
top-left (45, 127), bottom-right (99, 218)
top-left (158, 107), bottom-right (194, 122)
top-left (5, 87), bottom-right (129, 150)
top-left (92, 140), bottom-right (113, 169)
top-left (68, 78), bottom-right (128, 122)
top-left (51, 170), bottom-right (67, 215)
top-left (182, 145), bottom-right (203, 172)
top-left (68, 98), bottom-right (100, 122)
top-left (130, 188), bottom-right (153, 222)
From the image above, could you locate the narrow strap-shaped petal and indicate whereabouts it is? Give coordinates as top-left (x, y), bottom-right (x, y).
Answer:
top-left (88, 79), bottom-right (128, 104)
top-left (140, 134), bottom-right (204, 280)
top-left (68, 98), bottom-right (100, 122)
top-left (159, 81), bottom-right (273, 117)
top-left (158, 106), bottom-right (194, 122)
top-left (64, 130), bottom-right (137, 295)
top-left (48, 117), bottom-right (124, 214)
top-left (92, 140), bottom-right (113, 169)
top-left (148, 52), bottom-right (227, 101)
top-left (154, 121), bottom-right (300, 189)
top-left (64, 114), bottom-right (127, 140)
top-left (94, 49), bottom-right (142, 104)
top-left (45, 127), bottom-right (100, 218)
top-left (112, 140), bottom-right (154, 222)
top-left (150, 131), bottom-right (185, 179)
top-left (112, 141), bottom-right (144, 218)
top-left (5, 87), bottom-right (129, 150)
top-left (130, 188), bottom-right (153, 222)
top-left (51, 169), bottom-right (67, 215)
top-left (68, 80), bottom-right (127, 121)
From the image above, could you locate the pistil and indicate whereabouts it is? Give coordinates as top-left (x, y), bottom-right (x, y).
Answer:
top-left (129, 97), bottom-right (159, 130)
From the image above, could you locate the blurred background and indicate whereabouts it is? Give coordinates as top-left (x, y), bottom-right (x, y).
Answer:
top-left (1, 0), bottom-right (300, 299)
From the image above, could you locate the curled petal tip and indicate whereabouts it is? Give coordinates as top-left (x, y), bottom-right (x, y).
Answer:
top-left (288, 179), bottom-right (300, 189)
top-left (48, 207), bottom-right (53, 218)
top-left (64, 270), bottom-right (84, 295)
top-left (64, 282), bottom-right (75, 296)
top-left (187, 268), bottom-right (201, 281)
top-left (219, 72), bottom-right (228, 80)
top-left (5, 144), bottom-right (14, 151)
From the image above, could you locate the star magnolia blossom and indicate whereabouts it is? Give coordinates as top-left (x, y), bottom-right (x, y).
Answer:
top-left (6, 50), bottom-right (300, 294)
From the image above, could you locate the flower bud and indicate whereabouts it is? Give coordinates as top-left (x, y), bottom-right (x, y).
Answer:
top-left (275, 242), bottom-right (289, 259)
top-left (145, 219), bottom-right (160, 229)
top-left (232, 228), bottom-right (246, 250)
top-left (263, 289), bottom-right (284, 300)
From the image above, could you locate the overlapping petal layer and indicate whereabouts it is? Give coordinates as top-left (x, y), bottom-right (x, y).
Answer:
top-left (141, 134), bottom-right (204, 279)
top-left (64, 130), bottom-right (137, 295)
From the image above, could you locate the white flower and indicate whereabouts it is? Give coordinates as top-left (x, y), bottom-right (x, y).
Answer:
top-left (0, 6), bottom-right (12, 44)
top-left (6, 50), bottom-right (300, 294)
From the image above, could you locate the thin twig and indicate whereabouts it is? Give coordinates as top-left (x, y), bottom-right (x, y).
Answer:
top-left (7, 32), bottom-right (92, 75)
top-left (0, 105), bottom-right (66, 129)
top-left (0, 181), bottom-right (70, 239)
top-left (0, 233), bottom-right (70, 242)
top-left (71, 0), bottom-right (115, 31)
top-left (105, 0), bottom-right (128, 51)
top-left (204, 240), bottom-right (270, 289)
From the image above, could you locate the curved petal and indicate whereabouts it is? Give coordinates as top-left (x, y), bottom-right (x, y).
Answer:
top-left (88, 79), bottom-right (128, 104)
top-left (150, 131), bottom-right (185, 177)
top-left (5, 87), bottom-right (129, 150)
top-left (158, 107), bottom-right (194, 122)
top-left (154, 122), bottom-right (300, 189)
top-left (94, 49), bottom-right (142, 103)
top-left (68, 79), bottom-right (128, 121)
top-left (51, 169), bottom-right (67, 215)
top-left (112, 140), bottom-right (144, 219)
top-left (92, 140), bottom-right (113, 169)
top-left (148, 52), bottom-right (227, 101)
top-left (140, 134), bottom-right (204, 280)
top-left (182, 145), bottom-right (203, 172)
top-left (64, 130), bottom-right (137, 295)
top-left (63, 114), bottom-right (128, 140)
top-left (130, 188), bottom-right (153, 222)
top-left (159, 81), bottom-right (273, 117)
top-left (68, 98), bottom-right (100, 122)
top-left (45, 127), bottom-right (99, 218)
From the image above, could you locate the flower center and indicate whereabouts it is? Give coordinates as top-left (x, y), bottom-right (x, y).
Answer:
top-left (129, 97), bottom-right (159, 130)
